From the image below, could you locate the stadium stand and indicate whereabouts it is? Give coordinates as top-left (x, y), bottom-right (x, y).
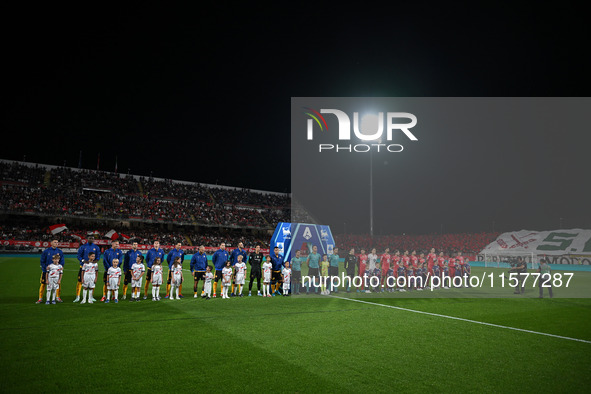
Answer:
top-left (0, 159), bottom-right (291, 252)
top-left (1, 160), bottom-right (497, 256)
top-left (0, 160), bottom-right (289, 228)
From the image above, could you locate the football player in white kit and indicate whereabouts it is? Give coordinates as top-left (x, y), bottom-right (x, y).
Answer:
top-left (105, 259), bottom-right (122, 304)
top-left (282, 261), bottom-right (292, 296)
top-left (151, 257), bottom-right (164, 301)
top-left (45, 254), bottom-right (63, 304)
top-left (169, 257), bottom-right (184, 300)
top-left (233, 255), bottom-right (247, 297)
top-left (262, 256), bottom-right (272, 297)
top-left (221, 261), bottom-right (233, 299)
top-left (80, 252), bottom-right (98, 304)
top-left (131, 255), bottom-right (146, 301)
top-left (203, 265), bottom-right (214, 300)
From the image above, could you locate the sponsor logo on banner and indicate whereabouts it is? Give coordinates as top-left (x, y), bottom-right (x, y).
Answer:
top-left (303, 227), bottom-right (312, 240)
top-left (282, 225), bottom-right (291, 239)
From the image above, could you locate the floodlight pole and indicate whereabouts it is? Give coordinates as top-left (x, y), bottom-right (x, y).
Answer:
top-left (370, 149), bottom-right (374, 238)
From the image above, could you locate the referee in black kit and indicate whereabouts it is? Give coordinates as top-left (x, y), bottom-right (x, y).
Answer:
top-left (248, 245), bottom-right (264, 296)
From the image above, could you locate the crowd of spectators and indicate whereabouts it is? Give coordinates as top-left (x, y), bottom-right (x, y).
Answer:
top-left (335, 232), bottom-right (499, 255)
top-left (0, 222), bottom-right (267, 253)
top-left (0, 162), bottom-right (45, 186)
top-left (49, 166), bottom-right (139, 194)
top-left (0, 161), bottom-right (289, 228)
top-left (212, 188), bottom-right (290, 208)
top-left (1, 161), bottom-right (500, 255)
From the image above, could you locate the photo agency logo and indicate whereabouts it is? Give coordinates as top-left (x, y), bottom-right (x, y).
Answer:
top-left (303, 107), bottom-right (418, 153)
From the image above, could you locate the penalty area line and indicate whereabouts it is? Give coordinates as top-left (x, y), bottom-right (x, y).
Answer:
top-left (329, 295), bottom-right (591, 344)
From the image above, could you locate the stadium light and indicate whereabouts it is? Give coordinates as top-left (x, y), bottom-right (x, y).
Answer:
top-left (360, 113), bottom-right (380, 133)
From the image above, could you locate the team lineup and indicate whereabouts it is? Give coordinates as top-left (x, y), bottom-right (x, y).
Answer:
top-left (300, 246), bottom-right (473, 294)
top-left (36, 235), bottom-right (496, 305)
top-left (37, 237), bottom-right (295, 304)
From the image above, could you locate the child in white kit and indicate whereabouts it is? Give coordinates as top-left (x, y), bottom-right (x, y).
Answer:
top-left (169, 257), bottom-right (183, 300)
top-left (221, 261), bottom-right (233, 299)
top-left (262, 256), bottom-right (272, 297)
top-left (203, 265), bottom-right (214, 300)
top-left (234, 255), bottom-right (247, 297)
top-left (105, 259), bottom-right (121, 303)
top-left (81, 252), bottom-right (98, 304)
top-left (151, 257), bottom-right (163, 301)
top-left (45, 254), bottom-right (63, 304)
top-left (282, 261), bottom-right (291, 296)
top-left (131, 255), bottom-right (146, 301)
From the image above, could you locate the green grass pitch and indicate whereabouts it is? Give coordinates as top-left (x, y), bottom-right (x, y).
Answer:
top-left (1, 256), bottom-right (590, 393)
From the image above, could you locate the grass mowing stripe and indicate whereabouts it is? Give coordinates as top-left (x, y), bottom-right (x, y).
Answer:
top-left (0, 307), bottom-right (369, 331)
top-left (330, 295), bottom-right (591, 344)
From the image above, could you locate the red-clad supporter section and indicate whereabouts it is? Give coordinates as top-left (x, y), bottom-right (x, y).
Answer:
top-left (335, 232), bottom-right (499, 255)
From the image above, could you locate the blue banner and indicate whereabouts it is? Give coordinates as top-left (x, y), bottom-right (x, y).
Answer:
top-left (270, 222), bottom-right (335, 262)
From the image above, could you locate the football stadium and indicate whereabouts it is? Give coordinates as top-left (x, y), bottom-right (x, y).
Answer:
top-left (1, 158), bottom-right (590, 392)
top-left (3, 4), bottom-right (591, 393)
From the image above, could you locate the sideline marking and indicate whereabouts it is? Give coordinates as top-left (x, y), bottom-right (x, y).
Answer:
top-left (329, 295), bottom-right (591, 344)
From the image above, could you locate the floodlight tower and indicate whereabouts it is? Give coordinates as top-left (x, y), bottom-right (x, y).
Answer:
top-left (361, 113), bottom-right (380, 238)
top-left (370, 146), bottom-right (374, 238)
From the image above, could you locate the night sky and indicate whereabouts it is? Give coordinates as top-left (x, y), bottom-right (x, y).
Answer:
top-left (3, 3), bottom-right (590, 233)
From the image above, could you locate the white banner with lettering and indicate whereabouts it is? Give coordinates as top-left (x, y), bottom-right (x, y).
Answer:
top-left (480, 229), bottom-right (591, 256)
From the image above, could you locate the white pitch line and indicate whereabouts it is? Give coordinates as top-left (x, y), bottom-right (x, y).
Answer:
top-left (329, 295), bottom-right (591, 344)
